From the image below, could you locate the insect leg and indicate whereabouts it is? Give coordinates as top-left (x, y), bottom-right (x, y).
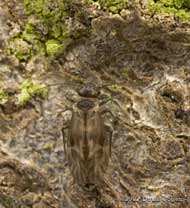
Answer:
top-left (62, 125), bottom-right (69, 156)
top-left (100, 107), bottom-right (115, 119)
top-left (100, 108), bottom-right (115, 157)
top-left (60, 107), bottom-right (73, 156)
top-left (105, 125), bottom-right (113, 157)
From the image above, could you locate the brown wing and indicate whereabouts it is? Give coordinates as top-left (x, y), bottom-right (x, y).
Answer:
top-left (66, 107), bottom-right (111, 185)
top-left (86, 109), bottom-right (110, 182)
top-left (67, 110), bottom-right (87, 184)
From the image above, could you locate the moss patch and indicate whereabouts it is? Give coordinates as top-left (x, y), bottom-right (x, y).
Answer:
top-left (87, 0), bottom-right (128, 13)
top-left (8, 38), bottom-right (32, 61)
top-left (7, 0), bottom-right (94, 61)
top-left (18, 79), bottom-right (48, 106)
top-left (110, 84), bottom-right (123, 92)
top-left (21, 0), bottom-right (70, 57)
top-left (0, 89), bottom-right (8, 104)
top-left (21, 0), bottom-right (92, 57)
top-left (148, 0), bottom-right (190, 20)
top-left (45, 39), bottom-right (62, 55)
top-left (122, 67), bottom-right (129, 79)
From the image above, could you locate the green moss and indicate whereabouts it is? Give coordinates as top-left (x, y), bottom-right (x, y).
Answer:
top-left (24, 0), bottom-right (45, 14)
top-left (110, 84), bottom-right (122, 92)
top-left (51, 24), bottom-right (62, 39)
top-left (148, 0), bottom-right (190, 21)
top-left (32, 40), bottom-right (46, 54)
top-left (174, 0), bottom-right (183, 8)
top-left (23, 0), bottom-right (68, 29)
top-left (18, 79), bottom-right (48, 106)
top-left (184, 0), bottom-right (190, 8)
top-left (9, 38), bottom-right (32, 61)
top-left (13, 0), bottom-right (94, 59)
top-left (45, 39), bottom-right (62, 55)
top-left (0, 89), bottom-right (8, 104)
top-left (50, 23), bottom-right (68, 41)
top-left (122, 67), bottom-right (129, 79)
top-left (18, 0), bottom-right (94, 58)
top-left (22, 0), bottom-right (70, 56)
top-left (87, 0), bottom-right (128, 13)
top-left (21, 23), bottom-right (46, 55)
top-left (176, 9), bottom-right (190, 19)
top-left (22, 23), bottom-right (39, 43)
top-left (43, 142), bottom-right (55, 151)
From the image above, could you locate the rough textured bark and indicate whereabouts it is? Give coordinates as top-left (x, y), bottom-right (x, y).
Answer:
top-left (0, 0), bottom-right (190, 207)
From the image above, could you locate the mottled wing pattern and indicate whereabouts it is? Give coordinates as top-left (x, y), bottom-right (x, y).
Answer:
top-left (86, 109), bottom-right (110, 184)
top-left (67, 110), bottom-right (86, 184)
top-left (66, 107), bottom-right (111, 185)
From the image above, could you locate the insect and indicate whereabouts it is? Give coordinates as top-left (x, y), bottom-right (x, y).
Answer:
top-left (62, 82), bottom-right (114, 187)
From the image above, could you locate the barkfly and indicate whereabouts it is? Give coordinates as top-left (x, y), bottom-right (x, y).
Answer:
top-left (61, 82), bottom-right (115, 187)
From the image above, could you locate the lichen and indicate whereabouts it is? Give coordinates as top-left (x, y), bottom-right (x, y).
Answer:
top-left (8, 38), bottom-right (32, 61)
top-left (110, 84), bottom-right (123, 92)
top-left (87, 0), bottom-right (128, 13)
top-left (0, 89), bottom-right (8, 105)
top-left (45, 39), bottom-right (62, 55)
top-left (122, 67), bottom-right (129, 79)
top-left (43, 142), bottom-right (55, 151)
top-left (24, 0), bottom-right (44, 14)
top-left (6, 0), bottom-right (93, 61)
top-left (18, 79), bottom-right (48, 106)
top-left (148, 0), bottom-right (190, 21)
top-left (22, 0), bottom-right (69, 55)
top-left (22, 23), bottom-right (39, 44)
